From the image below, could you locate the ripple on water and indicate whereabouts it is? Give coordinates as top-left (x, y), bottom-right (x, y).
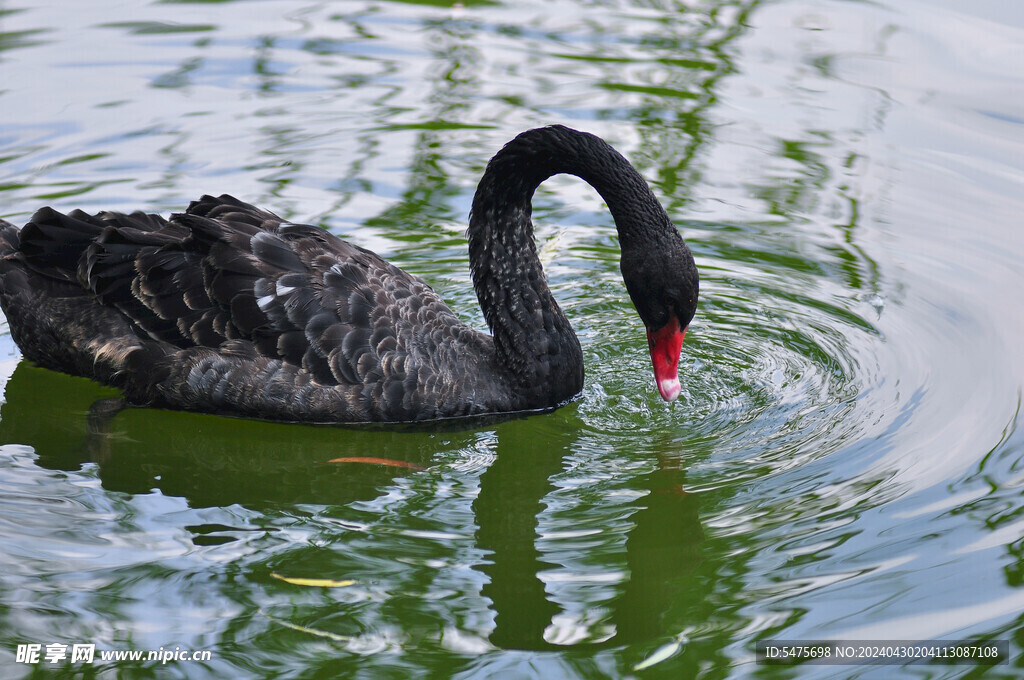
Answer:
top-left (569, 212), bottom-right (884, 484)
top-left (0, 446), bottom-right (259, 655)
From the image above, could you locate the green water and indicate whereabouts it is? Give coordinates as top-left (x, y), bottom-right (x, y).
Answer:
top-left (1, 0), bottom-right (1023, 677)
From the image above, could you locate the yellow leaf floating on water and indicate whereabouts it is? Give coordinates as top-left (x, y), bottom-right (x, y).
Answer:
top-left (327, 456), bottom-right (425, 470)
top-left (270, 572), bottom-right (356, 588)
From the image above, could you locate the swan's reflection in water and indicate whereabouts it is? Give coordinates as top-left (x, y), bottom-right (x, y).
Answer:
top-left (1, 361), bottom-right (450, 509)
top-left (476, 423), bottom-right (703, 650)
top-left (0, 360), bottom-right (705, 652)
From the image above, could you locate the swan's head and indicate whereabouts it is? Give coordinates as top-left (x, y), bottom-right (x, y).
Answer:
top-left (620, 232), bottom-right (699, 402)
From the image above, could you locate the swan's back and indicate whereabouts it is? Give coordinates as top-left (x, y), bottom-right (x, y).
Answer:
top-left (0, 195), bottom-right (507, 422)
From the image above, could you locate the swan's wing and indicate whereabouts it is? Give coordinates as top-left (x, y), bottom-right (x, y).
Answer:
top-left (71, 195), bottom-right (460, 390)
top-left (7, 195), bottom-right (499, 421)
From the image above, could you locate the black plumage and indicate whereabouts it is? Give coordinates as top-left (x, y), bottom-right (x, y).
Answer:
top-left (0, 126), bottom-right (699, 423)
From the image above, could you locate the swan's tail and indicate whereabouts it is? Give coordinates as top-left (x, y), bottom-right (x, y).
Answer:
top-left (0, 211), bottom-right (147, 387)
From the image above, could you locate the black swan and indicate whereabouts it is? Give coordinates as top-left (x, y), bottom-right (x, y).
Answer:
top-left (0, 126), bottom-right (698, 423)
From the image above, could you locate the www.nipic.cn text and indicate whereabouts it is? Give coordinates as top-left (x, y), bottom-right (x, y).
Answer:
top-left (15, 643), bottom-right (212, 665)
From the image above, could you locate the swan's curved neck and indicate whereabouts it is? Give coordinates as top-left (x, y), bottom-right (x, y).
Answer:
top-left (467, 126), bottom-right (673, 405)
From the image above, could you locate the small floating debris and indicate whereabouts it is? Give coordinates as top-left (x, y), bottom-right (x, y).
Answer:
top-left (327, 456), bottom-right (425, 470)
top-left (269, 572), bottom-right (356, 588)
top-left (867, 293), bottom-right (886, 316)
top-left (259, 609), bottom-right (352, 643)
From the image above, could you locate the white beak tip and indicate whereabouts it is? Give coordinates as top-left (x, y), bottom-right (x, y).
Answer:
top-left (658, 377), bottom-right (681, 402)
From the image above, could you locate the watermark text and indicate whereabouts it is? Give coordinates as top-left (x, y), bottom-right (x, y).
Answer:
top-left (756, 639), bottom-right (1008, 665)
top-left (16, 643), bottom-right (212, 665)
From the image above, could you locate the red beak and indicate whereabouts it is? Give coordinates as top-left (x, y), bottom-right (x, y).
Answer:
top-left (646, 315), bottom-right (686, 402)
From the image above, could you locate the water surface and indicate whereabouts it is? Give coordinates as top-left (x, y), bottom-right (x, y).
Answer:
top-left (1, 0), bottom-right (1023, 677)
